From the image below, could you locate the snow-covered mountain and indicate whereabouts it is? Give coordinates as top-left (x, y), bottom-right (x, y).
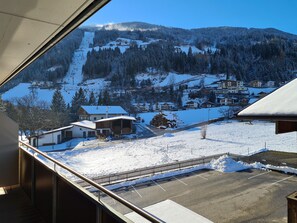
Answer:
top-left (1, 22), bottom-right (297, 106)
top-left (94, 22), bottom-right (164, 31)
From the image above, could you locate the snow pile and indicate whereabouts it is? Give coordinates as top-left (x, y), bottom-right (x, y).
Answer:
top-left (209, 155), bottom-right (250, 172)
top-left (265, 164), bottom-right (297, 174)
top-left (163, 133), bottom-right (174, 137)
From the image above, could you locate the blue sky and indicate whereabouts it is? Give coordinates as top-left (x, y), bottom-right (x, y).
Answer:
top-left (84, 0), bottom-right (297, 34)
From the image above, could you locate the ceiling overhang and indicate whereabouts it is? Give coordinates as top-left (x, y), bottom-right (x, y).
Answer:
top-left (237, 78), bottom-right (297, 134)
top-left (237, 78), bottom-right (297, 121)
top-left (0, 0), bottom-right (110, 87)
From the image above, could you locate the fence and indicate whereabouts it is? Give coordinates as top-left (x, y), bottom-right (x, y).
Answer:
top-left (77, 153), bottom-right (242, 187)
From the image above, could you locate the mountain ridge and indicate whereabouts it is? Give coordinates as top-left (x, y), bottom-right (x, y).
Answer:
top-left (2, 21), bottom-right (297, 95)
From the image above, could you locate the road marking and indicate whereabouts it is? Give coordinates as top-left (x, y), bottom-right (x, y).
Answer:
top-left (248, 170), bottom-right (271, 179)
top-left (266, 175), bottom-right (294, 188)
top-left (152, 180), bottom-right (166, 191)
top-left (196, 174), bottom-right (208, 180)
top-left (173, 176), bottom-right (188, 186)
top-left (131, 185), bottom-right (142, 198)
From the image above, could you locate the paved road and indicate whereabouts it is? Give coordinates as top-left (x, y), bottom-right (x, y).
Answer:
top-left (100, 169), bottom-right (297, 223)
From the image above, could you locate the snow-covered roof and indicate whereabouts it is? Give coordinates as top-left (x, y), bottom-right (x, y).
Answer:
top-left (95, 116), bottom-right (136, 123)
top-left (34, 125), bottom-right (73, 137)
top-left (238, 78), bottom-right (297, 120)
top-left (71, 120), bottom-right (95, 130)
top-left (81, 106), bottom-right (128, 115)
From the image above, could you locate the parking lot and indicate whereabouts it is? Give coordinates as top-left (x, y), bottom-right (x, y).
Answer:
top-left (101, 169), bottom-right (297, 222)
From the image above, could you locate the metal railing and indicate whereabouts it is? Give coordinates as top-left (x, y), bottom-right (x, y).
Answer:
top-left (19, 141), bottom-right (164, 223)
top-left (78, 153), bottom-right (240, 186)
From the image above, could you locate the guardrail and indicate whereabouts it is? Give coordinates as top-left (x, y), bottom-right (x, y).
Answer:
top-left (78, 153), bottom-right (242, 187)
top-left (19, 141), bottom-right (164, 223)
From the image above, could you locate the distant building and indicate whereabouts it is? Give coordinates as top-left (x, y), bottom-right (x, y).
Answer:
top-left (158, 102), bottom-right (176, 111)
top-left (78, 106), bottom-right (128, 121)
top-left (218, 97), bottom-right (236, 106)
top-left (133, 103), bottom-right (150, 112)
top-left (265, 81), bottom-right (275, 88)
top-left (95, 116), bottom-right (136, 137)
top-left (249, 80), bottom-right (262, 88)
top-left (217, 80), bottom-right (246, 94)
top-left (185, 101), bottom-right (198, 109)
top-left (201, 101), bottom-right (216, 108)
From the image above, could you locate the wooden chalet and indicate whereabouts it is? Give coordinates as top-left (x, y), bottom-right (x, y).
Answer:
top-left (95, 116), bottom-right (136, 137)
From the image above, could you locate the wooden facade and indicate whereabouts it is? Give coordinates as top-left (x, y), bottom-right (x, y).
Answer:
top-left (96, 117), bottom-right (134, 137)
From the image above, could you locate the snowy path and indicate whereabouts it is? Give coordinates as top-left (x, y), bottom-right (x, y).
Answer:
top-left (63, 31), bottom-right (95, 85)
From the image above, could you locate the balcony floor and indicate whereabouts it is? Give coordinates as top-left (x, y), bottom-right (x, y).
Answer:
top-left (0, 187), bottom-right (45, 223)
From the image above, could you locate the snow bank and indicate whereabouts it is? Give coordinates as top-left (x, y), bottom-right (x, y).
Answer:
top-left (163, 133), bottom-right (174, 137)
top-left (139, 107), bottom-right (226, 126)
top-left (265, 164), bottom-right (297, 174)
top-left (105, 164), bottom-right (207, 191)
top-left (209, 155), bottom-right (250, 172)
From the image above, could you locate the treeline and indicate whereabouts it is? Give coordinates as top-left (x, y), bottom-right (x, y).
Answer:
top-left (83, 41), bottom-right (210, 87)
top-left (83, 29), bottom-right (297, 86)
top-left (18, 29), bottom-right (84, 83)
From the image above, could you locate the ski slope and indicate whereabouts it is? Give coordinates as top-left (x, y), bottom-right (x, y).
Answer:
top-left (63, 31), bottom-right (94, 85)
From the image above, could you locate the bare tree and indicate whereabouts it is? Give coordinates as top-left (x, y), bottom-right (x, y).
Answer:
top-left (201, 124), bottom-right (207, 139)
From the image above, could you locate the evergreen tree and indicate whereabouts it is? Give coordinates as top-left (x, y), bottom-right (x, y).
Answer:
top-left (50, 89), bottom-right (66, 113)
top-left (88, 91), bottom-right (96, 105)
top-left (102, 90), bottom-right (111, 105)
top-left (50, 89), bottom-right (69, 127)
top-left (71, 87), bottom-right (87, 114)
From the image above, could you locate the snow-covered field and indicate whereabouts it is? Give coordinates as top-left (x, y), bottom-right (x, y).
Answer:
top-left (139, 106), bottom-right (227, 126)
top-left (45, 121), bottom-right (297, 176)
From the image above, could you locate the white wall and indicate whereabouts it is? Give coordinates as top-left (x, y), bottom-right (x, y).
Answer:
top-left (33, 131), bottom-right (61, 147)
top-left (71, 125), bottom-right (95, 138)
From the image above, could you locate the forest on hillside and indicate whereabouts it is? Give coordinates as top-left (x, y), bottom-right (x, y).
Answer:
top-left (83, 27), bottom-right (297, 87)
top-left (2, 23), bottom-right (297, 94)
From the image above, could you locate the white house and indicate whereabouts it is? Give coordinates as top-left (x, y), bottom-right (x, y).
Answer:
top-left (71, 120), bottom-right (96, 138)
top-left (29, 126), bottom-right (72, 147)
top-left (78, 106), bottom-right (128, 121)
top-left (29, 120), bottom-right (96, 147)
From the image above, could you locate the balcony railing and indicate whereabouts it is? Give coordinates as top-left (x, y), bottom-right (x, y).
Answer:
top-left (19, 141), bottom-right (164, 223)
